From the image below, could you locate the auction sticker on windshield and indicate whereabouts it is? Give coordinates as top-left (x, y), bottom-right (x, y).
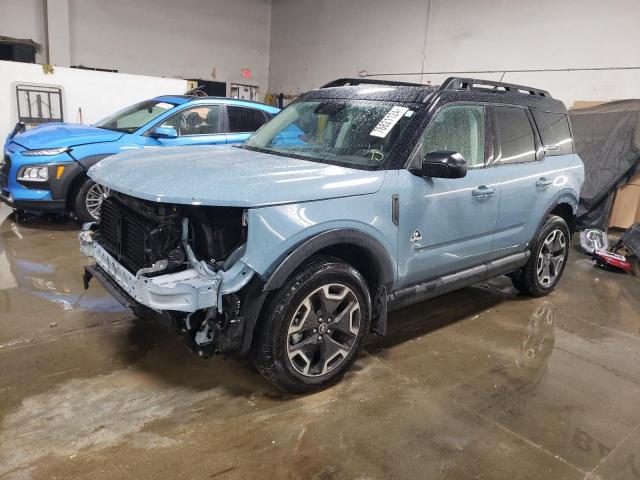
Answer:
top-left (370, 106), bottom-right (410, 138)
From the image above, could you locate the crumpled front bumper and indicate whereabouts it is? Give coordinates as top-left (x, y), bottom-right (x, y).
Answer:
top-left (79, 226), bottom-right (254, 313)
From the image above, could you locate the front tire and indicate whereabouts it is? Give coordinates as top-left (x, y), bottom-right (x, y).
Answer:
top-left (73, 177), bottom-right (110, 223)
top-left (251, 256), bottom-right (371, 393)
top-left (513, 215), bottom-right (570, 297)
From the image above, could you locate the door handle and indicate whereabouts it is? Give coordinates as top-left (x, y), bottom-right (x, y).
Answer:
top-left (536, 177), bottom-right (553, 188)
top-left (472, 185), bottom-right (495, 198)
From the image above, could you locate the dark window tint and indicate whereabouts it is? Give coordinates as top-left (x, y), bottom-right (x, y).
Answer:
top-left (228, 107), bottom-right (267, 133)
top-left (0, 43), bottom-right (36, 63)
top-left (494, 106), bottom-right (536, 164)
top-left (531, 110), bottom-right (573, 155)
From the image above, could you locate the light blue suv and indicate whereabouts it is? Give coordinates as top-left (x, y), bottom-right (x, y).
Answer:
top-left (80, 77), bottom-right (584, 392)
top-left (1, 96), bottom-right (278, 222)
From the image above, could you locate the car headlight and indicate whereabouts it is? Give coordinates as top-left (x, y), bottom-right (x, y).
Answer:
top-left (22, 147), bottom-right (70, 156)
top-left (18, 166), bottom-right (49, 182)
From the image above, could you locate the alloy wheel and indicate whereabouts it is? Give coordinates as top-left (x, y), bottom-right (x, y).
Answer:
top-left (85, 183), bottom-right (111, 220)
top-left (536, 229), bottom-right (566, 287)
top-left (287, 283), bottom-right (361, 377)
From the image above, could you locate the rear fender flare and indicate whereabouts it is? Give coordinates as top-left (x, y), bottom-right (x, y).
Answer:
top-left (535, 190), bottom-right (579, 238)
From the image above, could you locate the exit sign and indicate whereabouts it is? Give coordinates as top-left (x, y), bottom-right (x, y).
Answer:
top-left (241, 69), bottom-right (252, 78)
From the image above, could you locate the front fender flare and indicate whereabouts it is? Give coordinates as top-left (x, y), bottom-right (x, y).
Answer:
top-left (239, 228), bottom-right (395, 354)
top-left (263, 228), bottom-right (395, 291)
top-left (54, 153), bottom-right (115, 201)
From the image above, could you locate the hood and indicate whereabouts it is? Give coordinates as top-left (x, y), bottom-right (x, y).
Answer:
top-left (89, 145), bottom-right (386, 207)
top-left (12, 123), bottom-right (124, 150)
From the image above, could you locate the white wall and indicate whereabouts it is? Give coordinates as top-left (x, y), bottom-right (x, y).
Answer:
top-left (269, 0), bottom-right (640, 106)
top-left (2, 0), bottom-right (638, 106)
top-left (0, 60), bottom-right (187, 140)
top-left (68, 0), bottom-right (271, 95)
top-left (0, 0), bottom-right (271, 96)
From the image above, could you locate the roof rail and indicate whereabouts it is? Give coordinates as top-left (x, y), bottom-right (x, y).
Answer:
top-left (320, 78), bottom-right (424, 89)
top-left (440, 77), bottom-right (550, 97)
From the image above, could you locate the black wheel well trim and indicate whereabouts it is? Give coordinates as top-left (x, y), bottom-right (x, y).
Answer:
top-left (65, 154), bottom-right (114, 205)
top-left (238, 276), bottom-right (270, 354)
top-left (77, 153), bottom-right (114, 170)
top-left (539, 193), bottom-right (579, 235)
top-left (239, 228), bottom-right (395, 354)
top-left (262, 228), bottom-right (395, 292)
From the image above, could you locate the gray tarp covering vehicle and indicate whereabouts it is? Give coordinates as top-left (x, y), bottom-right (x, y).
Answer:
top-left (569, 100), bottom-right (640, 229)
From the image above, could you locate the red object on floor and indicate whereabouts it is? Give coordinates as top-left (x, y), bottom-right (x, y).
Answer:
top-left (592, 249), bottom-right (633, 273)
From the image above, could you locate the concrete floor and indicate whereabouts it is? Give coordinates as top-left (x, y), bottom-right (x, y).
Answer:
top-left (0, 205), bottom-right (639, 480)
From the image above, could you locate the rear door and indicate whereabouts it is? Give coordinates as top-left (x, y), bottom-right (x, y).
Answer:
top-left (490, 105), bottom-right (560, 256)
top-left (224, 106), bottom-right (271, 144)
top-left (146, 104), bottom-right (226, 146)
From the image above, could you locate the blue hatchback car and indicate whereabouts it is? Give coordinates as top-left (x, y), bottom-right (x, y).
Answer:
top-left (1, 95), bottom-right (279, 222)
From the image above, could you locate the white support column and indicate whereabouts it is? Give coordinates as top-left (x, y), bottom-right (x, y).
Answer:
top-left (45, 0), bottom-right (71, 67)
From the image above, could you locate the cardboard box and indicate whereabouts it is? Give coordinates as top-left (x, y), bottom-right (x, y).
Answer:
top-left (627, 171), bottom-right (640, 186)
top-left (610, 183), bottom-right (640, 229)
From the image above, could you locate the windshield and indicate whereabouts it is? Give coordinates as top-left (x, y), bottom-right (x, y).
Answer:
top-left (94, 100), bottom-right (176, 133)
top-left (244, 99), bottom-right (417, 168)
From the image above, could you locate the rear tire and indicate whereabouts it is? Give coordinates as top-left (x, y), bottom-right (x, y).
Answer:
top-left (513, 215), bottom-right (570, 297)
top-left (251, 256), bottom-right (371, 393)
top-left (73, 177), bottom-right (110, 223)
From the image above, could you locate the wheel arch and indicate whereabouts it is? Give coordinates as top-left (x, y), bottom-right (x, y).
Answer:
top-left (544, 191), bottom-right (579, 234)
top-left (239, 228), bottom-right (395, 354)
top-left (263, 228), bottom-right (395, 293)
top-left (65, 154), bottom-right (114, 208)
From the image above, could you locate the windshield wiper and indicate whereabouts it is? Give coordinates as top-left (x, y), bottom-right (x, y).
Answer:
top-left (98, 126), bottom-right (134, 133)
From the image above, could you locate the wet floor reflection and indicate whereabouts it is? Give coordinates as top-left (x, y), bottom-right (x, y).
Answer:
top-left (1, 202), bottom-right (639, 479)
top-left (515, 301), bottom-right (555, 382)
top-left (0, 209), bottom-right (126, 315)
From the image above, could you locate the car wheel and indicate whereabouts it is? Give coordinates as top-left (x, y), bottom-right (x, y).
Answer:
top-left (251, 256), bottom-right (371, 393)
top-left (512, 215), bottom-right (570, 297)
top-left (73, 177), bottom-right (110, 223)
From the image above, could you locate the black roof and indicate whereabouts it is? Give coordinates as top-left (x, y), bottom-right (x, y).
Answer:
top-left (305, 80), bottom-right (437, 104)
top-left (304, 77), bottom-right (567, 113)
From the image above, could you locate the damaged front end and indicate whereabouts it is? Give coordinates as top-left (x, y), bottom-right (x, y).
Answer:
top-left (80, 192), bottom-right (256, 357)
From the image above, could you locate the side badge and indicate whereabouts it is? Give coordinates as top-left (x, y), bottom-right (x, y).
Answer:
top-left (410, 229), bottom-right (423, 243)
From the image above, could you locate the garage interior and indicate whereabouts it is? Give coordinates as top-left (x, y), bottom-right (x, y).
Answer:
top-left (1, 1), bottom-right (640, 479)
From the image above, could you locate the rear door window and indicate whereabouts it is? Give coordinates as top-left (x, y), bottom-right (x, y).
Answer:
top-left (227, 106), bottom-right (268, 133)
top-left (531, 110), bottom-right (574, 155)
top-left (494, 106), bottom-right (536, 164)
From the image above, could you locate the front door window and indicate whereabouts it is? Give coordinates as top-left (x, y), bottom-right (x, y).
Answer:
top-left (419, 104), bottom-right (486, 168)
top-left (161, 105), bottom-right (221, 136)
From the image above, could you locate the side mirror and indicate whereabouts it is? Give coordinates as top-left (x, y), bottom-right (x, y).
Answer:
top-left (151, 126), bottom-right (178, 139)
top-left (413, 151), bottom-right (467, 179)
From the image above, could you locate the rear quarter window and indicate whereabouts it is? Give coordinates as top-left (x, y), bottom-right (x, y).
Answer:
top-left (531, 110), bottom-right (574, 155)
top-left (494, 106), bottom-right (537, 164)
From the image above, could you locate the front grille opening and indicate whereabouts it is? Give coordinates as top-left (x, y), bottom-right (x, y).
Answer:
top-left (96, 193), bottom-right (246, 274)
top-left (97, 196), bottom-right (181, 274)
